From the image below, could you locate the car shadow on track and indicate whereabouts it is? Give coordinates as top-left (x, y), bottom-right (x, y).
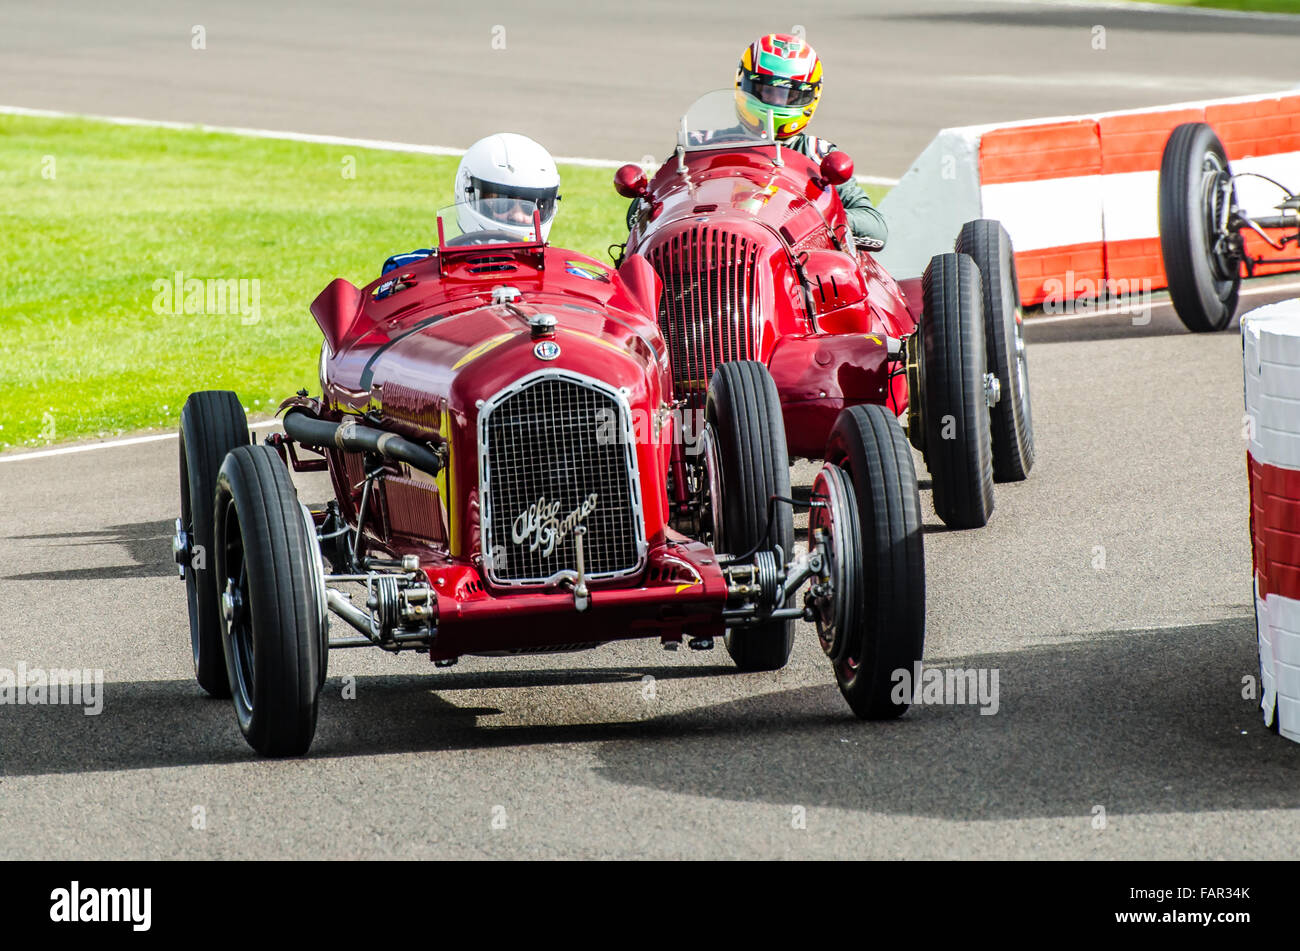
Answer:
top-left (0, 663), bottom-right (739, 778)
top-left (3, 617), bottom-right (1298, 820)
top-left (2, 519), bottom-right (175, 582)
top-left (591, 616), bottom-right (1300, 820)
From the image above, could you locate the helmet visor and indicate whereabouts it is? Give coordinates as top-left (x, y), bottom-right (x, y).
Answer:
top-left (469, 177), bottom-right (559, 224)
top-left (739, 72), bottom-right (819, 108)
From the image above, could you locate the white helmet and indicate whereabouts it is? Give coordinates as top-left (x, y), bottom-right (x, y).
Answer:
top-left (454, 133), bottom-right (561, 242)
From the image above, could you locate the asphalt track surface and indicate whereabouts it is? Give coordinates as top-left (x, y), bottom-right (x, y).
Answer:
top-left (3, 0), bottom-right (1300, 177)
top-left (2, 0), bottom-right (1300, 859)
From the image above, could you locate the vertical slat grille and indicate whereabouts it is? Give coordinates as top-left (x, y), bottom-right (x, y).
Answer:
top-left (481, 375), bottom-right (642, 585)
top-left (646, 226), bottom-right (759, 406)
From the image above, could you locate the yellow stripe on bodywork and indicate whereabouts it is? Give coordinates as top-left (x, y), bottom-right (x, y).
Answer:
top-left (452, 332), bottom-right (517, 370)
top-left (566, 328), bottom-right (631, 356)
top-left (435, 406), bottom-right (457, 553)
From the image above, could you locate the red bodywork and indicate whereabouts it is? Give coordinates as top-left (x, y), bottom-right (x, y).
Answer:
top-left (300, 239), bottom-right (733, 660)
top-left (626, 143), bottom-right (921, 458)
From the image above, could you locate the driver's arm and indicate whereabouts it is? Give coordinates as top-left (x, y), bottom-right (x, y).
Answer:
top-left (836, 180), bottom-right (888, 247)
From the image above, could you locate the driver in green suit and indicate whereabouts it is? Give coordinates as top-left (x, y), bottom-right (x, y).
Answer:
top-left (628, 33), bottom-right (887, 248)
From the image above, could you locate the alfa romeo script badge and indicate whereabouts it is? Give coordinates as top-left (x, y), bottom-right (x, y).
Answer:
top-left (534, 340), bottom-right (561, 361)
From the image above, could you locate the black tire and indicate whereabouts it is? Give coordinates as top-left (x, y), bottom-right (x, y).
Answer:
top-left (705, 360), bottom-right (795, 672)
top-left (921, 252), bottom-right (995, 529)
top-left (179, 390), bottom-right (250, 697)
top-left (1159, 122), bottom-right (1241, 333)
top-left (823, 405), bottom-right (925, 719)
top-left (214, 445), bottom-right (324, 756)
top-left (956, 219), bottom-right (1034, 482)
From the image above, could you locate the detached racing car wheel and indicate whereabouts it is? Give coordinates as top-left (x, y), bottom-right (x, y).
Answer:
top-left (920, 252), bottom-right (995, 529)
top-left (178, 390), bottom-right (250, 697)
top-left (213, 445), bottom-right (325, 756)
top-left (957, 219), bottom-right (1034, 482)
top-left (1159, 121), bottom-right (1242, 333)
top-left (705, 360), bottom-right (795, 672)
top-left (819, 404), bottom-right (925, 719)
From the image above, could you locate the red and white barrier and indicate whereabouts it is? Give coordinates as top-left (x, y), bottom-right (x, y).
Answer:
top-left (878, 91), bottom-right (1300, 306)
top-left (1244, 299), bottom-right (1300, 743)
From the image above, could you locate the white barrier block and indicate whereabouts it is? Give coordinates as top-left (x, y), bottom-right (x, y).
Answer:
top-left (1256, 361), bottom-right (1300, 401)
top-left (1275, 625), bottom-right (1300, 667)
top-left (1253, 425), bottom-right (1300, 470)
top-left (1234, 153), bottom-right (1300, 220)
top-left (979, 176), bottom-right (1104, 253)
top-left (1251, 300), bottom-right (1300, 366)
top-left (1279, 695), bottom-right (1300, 742)
top-left (875, 128), bottom-right (983, 281)
top-left (1256, 585), bottom-right (1276, 729)
top-left (1100, 170), bottom-right (1160, 243)
top-left (1274, 658), bottom-right (1300, 700)
top-left (1249, 391), bottom-right (1300, 436)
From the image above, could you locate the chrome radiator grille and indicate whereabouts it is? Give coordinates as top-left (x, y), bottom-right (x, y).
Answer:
top-left (479, 372), bottom-right (644, 586)
top-left (646, 226), bottom-right (760, 406)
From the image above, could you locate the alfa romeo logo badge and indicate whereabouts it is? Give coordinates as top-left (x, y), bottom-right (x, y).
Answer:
top-left (534, 340), bottom-right (561, 361)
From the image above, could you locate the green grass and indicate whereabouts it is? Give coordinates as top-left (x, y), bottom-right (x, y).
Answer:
top-left (0, 116), bottom-right (891, 451)
top-left (0, 116), bottom-right (631, 450)
top-left (1128, 0), bottom-right (1300, 12)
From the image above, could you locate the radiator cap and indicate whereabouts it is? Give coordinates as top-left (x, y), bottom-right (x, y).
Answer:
top-left (529, 313), bottom-right (558, 338)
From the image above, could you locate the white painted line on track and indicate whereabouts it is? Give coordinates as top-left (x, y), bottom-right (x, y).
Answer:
top-left (0, 420), bottom-right (281, 464)
top-left (1027, 279), bottom-right (1300, 325)
top-left (987, 0), bottom-right (1300, 22)
top-left (0, 104), bottom-right (901, 186)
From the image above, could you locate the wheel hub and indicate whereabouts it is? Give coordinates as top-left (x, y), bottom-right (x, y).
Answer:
top-left (984, 372), bottom-right (1002, 408)
top-left (172, 518), bottom-right (190, 579)
top-left (222, 579), bottom-right (244, 624)
top-left (1201, 154), bottom-right (1241, 283)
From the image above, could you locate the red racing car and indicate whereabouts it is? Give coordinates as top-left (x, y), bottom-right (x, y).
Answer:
top-left (615, 90), bottom-right (1035, 530)
top-left (174, 199), bottom-right (926, 755)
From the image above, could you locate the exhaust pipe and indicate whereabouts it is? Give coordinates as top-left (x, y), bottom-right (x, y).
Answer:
top-left (283, 409), bottom-right (443, 478)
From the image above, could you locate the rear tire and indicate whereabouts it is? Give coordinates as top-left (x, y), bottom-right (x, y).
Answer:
top-left (822, 405), bottom-right (925, 719)
top-left (956, 219), bottom-right (1034, 482)
top-left (706, 361), bottom-right (795, 672)
top-left (921, 252), bottom-right (995, 529)
top-left (1159, 122), bottom-right (1241, 333)
top-left (179, 390), bottom-right (250, 698)
top-left (214, 445), bottom-right (324, 756)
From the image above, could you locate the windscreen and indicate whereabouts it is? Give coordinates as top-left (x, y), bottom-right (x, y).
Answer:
top-left (678, 89), bottom-right (775, 153)
top-left (437, 198), bottom-right (543, 247)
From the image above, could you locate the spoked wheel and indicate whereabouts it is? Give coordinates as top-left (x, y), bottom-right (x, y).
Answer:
top-left (956, 218), bottom-right (1034, 482)
top-left (705, 360), bottom-right (795, 672)
top-left (178, 390), bottom-right (250, 697)
top-left (214, 445), bottom-right (325, 756)
top-left (810, 464), bottom-right (861, 665)
top-left (1159, 121), bottom-right (1242, 333)
top-left (695, 423), bottom-right (726, 548)
top-left (920, 251), bottom-right (995, 529)
top-left (819, 404), bottom-right (925, 719)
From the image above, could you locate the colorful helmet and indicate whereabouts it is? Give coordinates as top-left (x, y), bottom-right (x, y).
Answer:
top-left (734, 33), bottom-right (823, 140)
top-left (454, 133), bottom-right (561, 242)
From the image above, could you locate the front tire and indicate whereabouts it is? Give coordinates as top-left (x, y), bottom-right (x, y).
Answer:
top-left (956, 219), bottom-right (1034, 482)
top-left (921, 252), bottom-right (995, 529)
top-left (214, 445), bottom-right (324, 756)
top-left (179, 390), bottom-right (250, 697)
top-left (705, 360), bottom-right (795, 672)
top-left (821, 405), bottom-right (926, 719)
top-left (1159, 121), bottom-right (1241, 333)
